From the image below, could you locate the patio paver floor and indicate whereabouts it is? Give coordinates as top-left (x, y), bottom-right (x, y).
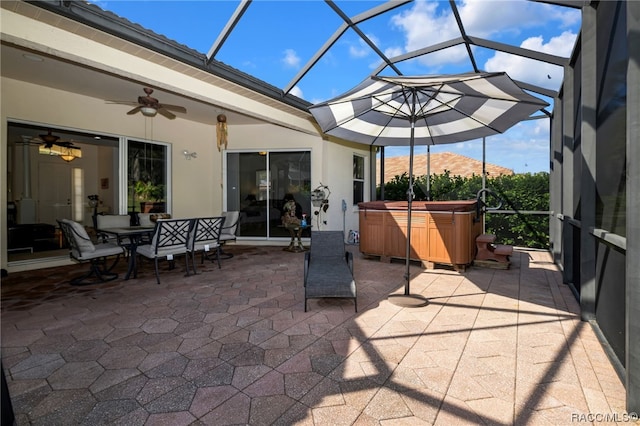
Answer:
top-left (1, 245), bottom-right (635, 425)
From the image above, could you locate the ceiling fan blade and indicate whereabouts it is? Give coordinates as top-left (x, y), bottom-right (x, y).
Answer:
top-left (158, 104), bottom-right (187, 113)
top-left (157, 108), bottom-right (176, 120)
top-left (107, 87), bottom-right (185, 119)
top-left (106, 100), bottom-right (141, 107)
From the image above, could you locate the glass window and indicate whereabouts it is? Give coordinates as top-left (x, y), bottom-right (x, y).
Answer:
top-left (127, 140), bottom-right (169, 216)
top-left (226, 151), bottom-right (310, 239)
top-left (353, 155), bottom-right (365, 205)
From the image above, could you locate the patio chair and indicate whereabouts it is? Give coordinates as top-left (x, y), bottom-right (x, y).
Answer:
top-left (57, 219), bottom-right (125, 286)
top-left (304, 231), bottom-right (357, 312)
top-left (219, 211), bottom-right (240, 258)
top-left (188, 216), bottom-right (225, 274)
top-left (96, 214), bottom-right (131, 244)
top-left (136, 218), bottom-right (194, 284)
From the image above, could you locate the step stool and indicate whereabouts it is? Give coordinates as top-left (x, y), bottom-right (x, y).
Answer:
top-left (475, 234), bottom-right (513, 264)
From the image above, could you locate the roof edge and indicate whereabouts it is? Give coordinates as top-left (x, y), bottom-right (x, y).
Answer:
top-left (28, 0), bottom-right (312, 111)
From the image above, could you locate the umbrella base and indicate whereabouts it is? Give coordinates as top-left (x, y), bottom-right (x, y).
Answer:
top-left (388, 294), bottom-right (429, 307)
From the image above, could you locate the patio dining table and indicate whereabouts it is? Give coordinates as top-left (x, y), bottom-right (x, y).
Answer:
top-left (98, 225), bottom-right (155, 280)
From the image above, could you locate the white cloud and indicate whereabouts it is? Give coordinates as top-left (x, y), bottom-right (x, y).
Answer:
top-left (522, 31), bottom-right (576, 57)
top-left (241, 60), bottom-right (256, 69)
top-left (368, 1), bottom-right (573, 173)
top-left (289, 85), bottom-right (303, 99)
top-left (389, 0), bottom-right (579, 72)
top-left (349, 38), bottom-right (370, 59)
top-left (390, 0), bottom-right (467, 67)
top-left (384, 46), bottom-right (404, 59)
top-left (458, 0), bottom-right (555, 37)
top-left (484, 31), bottom-right (577, 88)
top-left (282, 49), bottom-right (301, 69)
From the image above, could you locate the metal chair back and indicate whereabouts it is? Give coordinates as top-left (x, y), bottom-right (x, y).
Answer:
top-left (188, 216), bottom-right (225, 272)
top-left (148, 218), bottom-right (194, 255)
top-left (137, 218), bottom-right (195, 284)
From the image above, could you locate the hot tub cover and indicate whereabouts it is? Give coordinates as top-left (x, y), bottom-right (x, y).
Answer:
top-left (358, 200), bottom-right (477, 212)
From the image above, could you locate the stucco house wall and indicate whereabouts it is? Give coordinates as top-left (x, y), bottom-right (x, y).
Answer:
top-left (1, 7), bottom-right (370, 271)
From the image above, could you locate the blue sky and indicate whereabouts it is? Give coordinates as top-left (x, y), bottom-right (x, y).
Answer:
top-left (90, 0), bottom-right (581, 174)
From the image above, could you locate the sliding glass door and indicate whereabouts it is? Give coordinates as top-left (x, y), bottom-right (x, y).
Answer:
top-left (226, 151), bottom-right (311, 239)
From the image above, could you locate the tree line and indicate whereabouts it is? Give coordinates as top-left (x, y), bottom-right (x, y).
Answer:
top-left (377, 171), bottom-right (550, 249)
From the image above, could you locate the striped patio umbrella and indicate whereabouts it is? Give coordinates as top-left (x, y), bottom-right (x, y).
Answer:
top-left (309, 72), bottom-right (549, 306)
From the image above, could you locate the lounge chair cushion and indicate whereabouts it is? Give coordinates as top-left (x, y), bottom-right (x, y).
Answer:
top-left (304, 231), bottom-right (357, 311)
top-left (305, 255), bottom-right (356, 299)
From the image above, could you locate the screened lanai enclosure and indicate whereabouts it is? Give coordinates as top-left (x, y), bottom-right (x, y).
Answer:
top-left (1, 0), bottom-right (638, 413)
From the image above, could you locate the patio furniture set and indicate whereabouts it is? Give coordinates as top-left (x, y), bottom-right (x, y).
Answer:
top-left (60, 215), bottom-right (359, 312)
top-left (58, 211), bottom-right (240, 286)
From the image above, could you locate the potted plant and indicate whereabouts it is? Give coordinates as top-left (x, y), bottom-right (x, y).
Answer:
top-left (134, 181), bottom-right (166, 213)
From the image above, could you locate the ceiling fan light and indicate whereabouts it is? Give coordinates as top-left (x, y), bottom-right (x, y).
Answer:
top-left (39, 145), bottom-right (82, 162)
top-left (60, 146), bottom-right (82, 162)
top-left (141, 106), bottom-right (157, 117)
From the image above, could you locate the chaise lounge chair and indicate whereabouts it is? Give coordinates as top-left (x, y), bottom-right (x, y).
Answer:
top-left (304, 231), bottom-right (357, 312)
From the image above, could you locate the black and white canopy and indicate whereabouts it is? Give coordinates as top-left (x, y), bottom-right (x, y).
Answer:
top-left (309, 72), bottom-right (549, 306)
top-left (309, 72), bottom-right (549, 147)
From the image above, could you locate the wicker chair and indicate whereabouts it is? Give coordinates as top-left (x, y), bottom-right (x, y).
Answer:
top-left (304, 231), bottom-right (357, 312)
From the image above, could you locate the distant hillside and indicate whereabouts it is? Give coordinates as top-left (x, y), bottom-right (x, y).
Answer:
top-left (377, 152), bottom-right (514, 181)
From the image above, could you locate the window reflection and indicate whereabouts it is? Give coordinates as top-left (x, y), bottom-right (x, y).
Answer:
top-left (226, 151), bottom-right (311, 238)
top-left (127, 140), bottom-right (169, 216)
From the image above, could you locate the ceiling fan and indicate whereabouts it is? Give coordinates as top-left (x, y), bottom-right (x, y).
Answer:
top-left (33, 129), bottom-right (77, 149)
top-left (106, 87), bottom-right (187, 119)
top-left (27, 130), bottom-right (82, 162)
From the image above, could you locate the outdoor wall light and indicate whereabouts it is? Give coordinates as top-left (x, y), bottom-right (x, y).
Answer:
top-left (182, 150), bottom-right (197, 160)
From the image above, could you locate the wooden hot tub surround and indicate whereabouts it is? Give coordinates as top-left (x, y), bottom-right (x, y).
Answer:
top-left (357, 200), bottom-right (483, 271)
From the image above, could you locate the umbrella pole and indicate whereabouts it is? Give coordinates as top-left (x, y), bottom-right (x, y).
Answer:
top-left (388, 113), bottom-right (428, 308)
top-left (405, 138), bottom-right (415, 295)
top-left (427, 145), bottom-right (431, 201)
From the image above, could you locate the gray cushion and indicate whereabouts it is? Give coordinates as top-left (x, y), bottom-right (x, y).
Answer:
top-left (305, 257), bottom-right (356, 298)
top-left (137, 244), bottom-right (187, 258)
top-left (138, 213), bottom-right (154, 227)
top-left (96, 215), bottom-right (130, 229)
top-left (221, 211), bottom-right (239, 238)
top-left (137, 218), bottom-right (192, 259)
top-left (304, 231), bottom-right (357, 311)
top-left (63, 219), bottom-right (95, 253)
top-left (75, 243), bottom-right (124, 261)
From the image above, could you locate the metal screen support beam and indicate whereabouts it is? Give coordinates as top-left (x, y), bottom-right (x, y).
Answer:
top-left (626, 0), bottom-right (640, 413)
top-left (579, 3), bottom-right (597, 321)
top-left (205, 0), bottom-right (251, 63)
top-left (561, 64), bottom-right (575, 284)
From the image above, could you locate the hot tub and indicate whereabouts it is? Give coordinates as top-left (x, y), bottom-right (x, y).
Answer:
top-left (357, 200), bottom-right (482, 270)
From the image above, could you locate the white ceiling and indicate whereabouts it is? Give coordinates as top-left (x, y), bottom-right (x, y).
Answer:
top-left (2, 42), bottom-right (265, 145)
